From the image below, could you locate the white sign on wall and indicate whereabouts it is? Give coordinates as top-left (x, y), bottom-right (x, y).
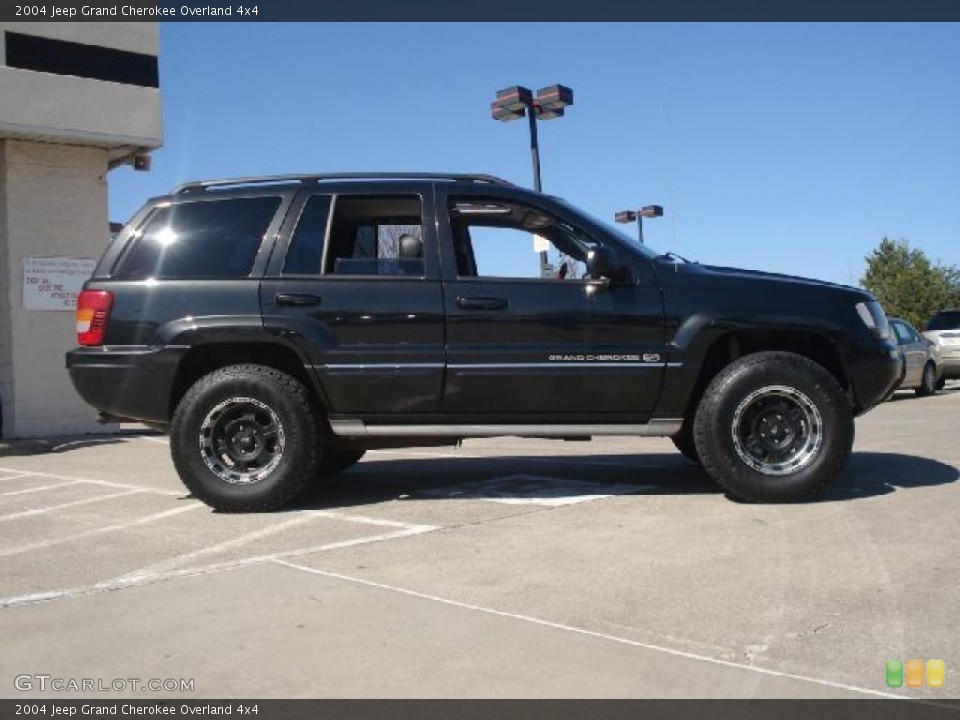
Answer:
top-left (22, 256), bottom-right (97, 311)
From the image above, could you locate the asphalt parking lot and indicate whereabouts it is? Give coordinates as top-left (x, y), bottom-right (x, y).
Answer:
top-left (1, 385), bottom-right (958, 700)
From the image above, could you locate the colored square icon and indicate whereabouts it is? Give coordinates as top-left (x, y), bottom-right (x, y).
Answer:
top-left (927, 660), bottom-right (945, 688)
top-left (886, 659), bottom-right (904, 687)
top-left (906, 659), bottom-right (925, 688)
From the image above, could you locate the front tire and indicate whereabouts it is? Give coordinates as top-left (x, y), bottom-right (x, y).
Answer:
top-left (915, 362), bottom-right (938, 396)
top-left (170, 364), bottom-right (323, 512)
top-left (693, 351), bottom-right (853, 503)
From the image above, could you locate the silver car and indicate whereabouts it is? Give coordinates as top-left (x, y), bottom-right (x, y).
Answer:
top-left (923, 308), bottom-right (960, 389)
top-left (889, 316), bottom-right (941, 396)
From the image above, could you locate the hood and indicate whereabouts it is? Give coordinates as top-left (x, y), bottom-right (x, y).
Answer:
top-left (699, 264), bottom-right (859, 291)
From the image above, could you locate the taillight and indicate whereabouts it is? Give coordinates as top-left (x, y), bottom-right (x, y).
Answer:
top-left (76, 290), bottom-right (114, 346)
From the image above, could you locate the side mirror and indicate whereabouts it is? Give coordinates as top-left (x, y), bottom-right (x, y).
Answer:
top-left (586, 246), bottom-right (629, 283)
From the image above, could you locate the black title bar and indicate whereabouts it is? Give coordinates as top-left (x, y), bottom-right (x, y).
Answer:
top-left (4, 0), bottom-right (960, 21)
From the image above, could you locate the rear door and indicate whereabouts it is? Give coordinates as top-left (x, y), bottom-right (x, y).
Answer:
top-left (436, 188), bottom-right (666, 419)
top-left (259, 187), bottom-right (445, 415)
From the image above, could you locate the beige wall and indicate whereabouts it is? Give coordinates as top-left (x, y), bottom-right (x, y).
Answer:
top-left (0, 22), bottom-right (162, 159)
top-left (0, 139), bottom-right (112, 436)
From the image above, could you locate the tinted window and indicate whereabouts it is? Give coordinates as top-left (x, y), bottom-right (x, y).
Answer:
top-left (326, 196), bottom-right (424, 276)
top-left (116, 197), bottom-right (280, 280)
top-left (283, 195), bottom-right (332, 275)
top-left (927, 311), bottom-right (960, 331)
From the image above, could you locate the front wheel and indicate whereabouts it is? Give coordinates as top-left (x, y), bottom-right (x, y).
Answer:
top-left (170, 364), bottom-right (323, 512)
top-left (693, 351), bottom-right (853, 503)
top-left (915, 362), bottom-right (938, 397)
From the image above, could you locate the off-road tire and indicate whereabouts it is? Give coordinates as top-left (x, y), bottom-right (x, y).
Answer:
top-left (693, 351), bottom-right (853, 503)
top-left (170, 364), bottom-right (323, 512)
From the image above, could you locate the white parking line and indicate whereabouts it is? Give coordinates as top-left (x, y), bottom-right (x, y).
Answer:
top-left (136, 435), bottom-right (170, 445)
top-left (0, 471), bottom-right (35, 482)
top-left (115, 513), bottom-right (331, 581)
top-left (0, 503), bottom-right (204, 558)
top-left (114, 509), bottom-right (437, 583)
top-left (274, 560), bottom-right (909, 701)
top-left (0, 522), bottom-right (438, 609)
top-left (0, 490), bottom-right (144, 523)
top-left (0, 467), bottom-right (183, 497)
top-left (1, 480), bottom-right (80, 497)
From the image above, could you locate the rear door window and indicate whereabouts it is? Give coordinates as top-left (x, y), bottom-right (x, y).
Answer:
top-left (115, 196), bottom-right (281, 279)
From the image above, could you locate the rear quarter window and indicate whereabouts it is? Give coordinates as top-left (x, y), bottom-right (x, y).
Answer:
top-left (114, 196), bottom-right (281, 279)
top-left (927, 311), bottom-right (960, 331)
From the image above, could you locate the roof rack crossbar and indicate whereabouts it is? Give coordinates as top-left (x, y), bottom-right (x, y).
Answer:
top-left (173, 173), bottom-right (515, 195)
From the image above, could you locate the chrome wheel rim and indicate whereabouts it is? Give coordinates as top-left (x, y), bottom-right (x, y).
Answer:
top-left (731, 385), bottom-right (823, 476)
top-left (198, 397), bottom-right (285, 485)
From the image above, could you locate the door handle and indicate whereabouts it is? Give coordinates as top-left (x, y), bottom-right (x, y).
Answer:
top-left (457, 296), bottom-right (509, 310)
top-left (275, 292), bottom-right (321, 306)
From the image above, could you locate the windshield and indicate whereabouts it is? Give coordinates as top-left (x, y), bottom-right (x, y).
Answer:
top-left (549, 197), bottom-right (662, 260)
top-left (927, 311), bottom-right (960, 331)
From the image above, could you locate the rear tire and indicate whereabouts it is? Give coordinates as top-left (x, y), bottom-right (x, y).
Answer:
top-left (915, 362), bottom-right (938, 396)
top-left (170, 364), bottom-right (323, 512)
top-left (693, 351), bottom-right (853, 503)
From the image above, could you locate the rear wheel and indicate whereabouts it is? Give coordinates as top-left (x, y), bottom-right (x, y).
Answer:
top-left (170, 364), bottom-right (322, 512)
top-left (915, 362), bottom-right (938, 396)
top-left (693, 351), bottom-right (853, 503)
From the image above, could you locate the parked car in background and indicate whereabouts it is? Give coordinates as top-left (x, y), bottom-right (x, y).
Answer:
top-left (923, 308), bottom-right (960, 389)
top-left (889, 316), bottom-right (940, 396)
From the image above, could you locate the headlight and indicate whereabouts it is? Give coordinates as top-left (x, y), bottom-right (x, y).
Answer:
top-left (855, 301), bottom-right (892, 340)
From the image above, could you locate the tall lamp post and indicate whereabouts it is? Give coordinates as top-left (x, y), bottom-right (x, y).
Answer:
top-left (615, 205), bottom-right (664, 245)
top-left (491, 84), bottom-right (573, 269)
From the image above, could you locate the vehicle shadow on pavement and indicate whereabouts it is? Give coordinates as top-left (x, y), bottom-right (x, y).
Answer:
top-left (295, 453), bottom-right (718, 510)
top-left (819, 451), bottom-right (958, 501)
top-left (294, 450), bottom-right (957, 509)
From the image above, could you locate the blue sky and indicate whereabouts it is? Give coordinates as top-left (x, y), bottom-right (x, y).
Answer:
top-left (109, 22), bottom-right (960, 285)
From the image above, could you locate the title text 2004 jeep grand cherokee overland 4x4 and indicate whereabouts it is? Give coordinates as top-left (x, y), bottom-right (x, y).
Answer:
top-left (67, 173), bottom-right (902, 511)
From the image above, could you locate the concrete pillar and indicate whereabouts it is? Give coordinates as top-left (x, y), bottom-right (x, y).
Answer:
top-left (0, 139), bottom-right (111, 436)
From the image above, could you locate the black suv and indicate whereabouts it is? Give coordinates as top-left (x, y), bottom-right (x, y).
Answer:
top-left (67, 173), bottom-right (901, 511)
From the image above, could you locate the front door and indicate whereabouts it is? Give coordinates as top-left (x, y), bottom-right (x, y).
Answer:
top-left (436, 189), bottom-right (666, 419)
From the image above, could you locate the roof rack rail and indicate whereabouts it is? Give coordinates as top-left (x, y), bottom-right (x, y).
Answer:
top-left (172, 172), bottom-right (515, 195)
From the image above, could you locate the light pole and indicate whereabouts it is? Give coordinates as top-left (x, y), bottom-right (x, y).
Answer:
top-left (491, 84), bottom-right (573, 269)
top-left (615, 205), bottom-right (664, 245)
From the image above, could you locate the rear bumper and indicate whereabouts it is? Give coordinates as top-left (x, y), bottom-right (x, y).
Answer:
top-left (66, 345), bottom-right (188, 425)
top-left (936, 352), bottom-right (960, 379)
top-left (842, 338), bottom-right (902, 415)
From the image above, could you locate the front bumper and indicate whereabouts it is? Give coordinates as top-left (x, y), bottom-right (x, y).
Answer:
top-left (841, 337), bottom-right (902, 415)
top-left (66, 345), bottom-right (188, 425)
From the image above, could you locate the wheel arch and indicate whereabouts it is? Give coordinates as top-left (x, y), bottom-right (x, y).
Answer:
top-left (681, 327), bottom-right (849, 421)
top-left (168, 340), bottom-right (329, 420)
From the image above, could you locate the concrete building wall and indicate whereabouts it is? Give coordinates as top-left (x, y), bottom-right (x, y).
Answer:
top-left (0, 22), bottom-right (161, 437)
top-left (0, 140), bottom-right (110, 436)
